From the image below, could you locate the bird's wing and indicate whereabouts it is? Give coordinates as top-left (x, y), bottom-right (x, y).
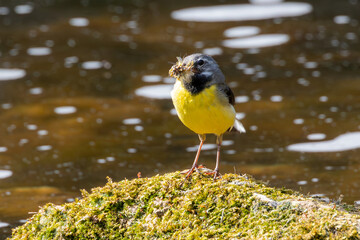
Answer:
top-left (216, 83), bottom-right (235, 105)
top-left (217, 83), bottom-right (246, 133)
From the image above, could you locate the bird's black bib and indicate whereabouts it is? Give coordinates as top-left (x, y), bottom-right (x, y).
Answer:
top-left (183, 73), bottom-right (212, 95)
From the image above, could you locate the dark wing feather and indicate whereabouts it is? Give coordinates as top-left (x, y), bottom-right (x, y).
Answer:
top-left (217, 83), bottom-right (235, 105)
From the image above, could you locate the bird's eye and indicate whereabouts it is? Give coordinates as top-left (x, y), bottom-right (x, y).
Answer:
top-left (197, 59), bottom-right (205, 66)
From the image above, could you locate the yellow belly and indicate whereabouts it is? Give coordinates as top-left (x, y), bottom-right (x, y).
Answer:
top-left (171, 81), bottom-right (235, 135)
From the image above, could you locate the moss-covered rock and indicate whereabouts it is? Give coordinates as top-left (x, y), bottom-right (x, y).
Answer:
top-left (9, 172), bottom-right (360, 239)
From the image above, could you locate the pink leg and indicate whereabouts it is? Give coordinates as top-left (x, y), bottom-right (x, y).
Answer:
top-left (213, 135), bottom-right (223, 180)
top-left (181, 134), bottom-right (206, 185)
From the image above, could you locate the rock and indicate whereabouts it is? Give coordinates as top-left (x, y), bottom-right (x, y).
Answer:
top-left (9, 172), bottom-right (360, 239)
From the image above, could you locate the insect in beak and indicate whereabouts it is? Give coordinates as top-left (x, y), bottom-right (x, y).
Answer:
top-left (169, 57), bottom-right (193, 78)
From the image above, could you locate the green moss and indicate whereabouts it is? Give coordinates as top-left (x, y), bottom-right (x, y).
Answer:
top-left (9, 172), bottom-right (360, 239)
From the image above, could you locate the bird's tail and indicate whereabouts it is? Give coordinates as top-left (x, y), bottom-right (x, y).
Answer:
top-left (233, 119), bottom-right (246, 133)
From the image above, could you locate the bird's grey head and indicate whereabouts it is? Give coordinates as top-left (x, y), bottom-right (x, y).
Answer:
top-left (182, 53), bottom-right (225, 83)
top-left (169, 53), bottom-right (225, 94)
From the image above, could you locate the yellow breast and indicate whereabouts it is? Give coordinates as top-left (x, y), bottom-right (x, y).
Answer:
top-left (171, 81), bottom-right (235, 136)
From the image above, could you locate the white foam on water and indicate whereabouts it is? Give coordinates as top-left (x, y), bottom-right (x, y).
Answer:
top-left (222, 140), bottom-right (234, 146)
top-left (142, 75), bottom-right (162, 83)
top-left (304, 61), bottom-right (318, 69)
top-left (287, 132), bottom-right (360, 152)
top-left (319, 96), bottom-right (328, 102)
top-left (134, 126), bottom-right (144, 131)
top-left (0, 222), bottom-right (9, 228)
top-left (311, 178), bottom-right (319, 183)
top-left (171, 2), bottom-right (312, 22)
top-left (224, 26), bottom-right (260, 38)
top-left (250, 125), bottom-right (258, 131)
top-left (243, 68), bottom-right (256, 75)
top-left (0, 170), bottom-right (12, 179)
top-left (297, 180), bottom-right (307, 185)
top-left (235, 96), bottom-right (250, 103)
top-left (293, 118), bottom-right (304, 125)
top-left (54, 106), bottom-right (77, 115)
top-left (307, 133), bottom-right (326, 141)
top-left (123, 118), bottom-right (141, 125)
top-left (97, 159), bottom-right (106, 164)
top-left (14, 4), bottom-right (33, 15)
top-left (37, 145), bottom-right (52, 151)
top-left (225, 150), bottom-right (236, 154)
top-left (297, 78), bottom-right (310, 86)
top-left (0, 7), bottom-right (10, 15)
top-left (0, 69), bottom-right (26, 81)
top-left (69, 17), bottom-right (89, 27)
top-left (223, 34), bottom-right (289, 49)
top-left (186, 141), bottom-right (233, 152)
top-left (202, 47), bottom-right (223, 56)
top-left (250, 0), bottom-right (283, 4)
top-left (163, 77), bottom-right (175, 84)
top-left (236, 63), bottom-right (248, 70)
top-left (29, 87), bottom-right (43, 95)
top-left (27, 47), bottom-right (52, 56)
top-left (0, 147), bottom-right (7, 153)
top-left (26, 124), bottom-right (37, 130)
top-left (270, 95), bottom-right (283, 102)
top-left (135, 84), bottom-right (173, 99)
top-left (194, 41), bottom-right (204, 48)
top-left (65, 56), bottom-right (79, 64)
top-left (19, 139), bottom-right (29, 146)
top-left (1, 103), bottom-right (12, 109)
top-left (127, 148), bottom-right (137, 153)
top-left (81, 61), bottom-right (103, 70)
top-left (37, 130), bottom-right (48, 136)
top-left (333, 15), bottom-right (351, 24)
top-left (186, 144), bottom-right (217, 152)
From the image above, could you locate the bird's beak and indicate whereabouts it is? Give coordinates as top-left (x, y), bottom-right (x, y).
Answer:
top-left (169, 57), bottom-right (193, 79)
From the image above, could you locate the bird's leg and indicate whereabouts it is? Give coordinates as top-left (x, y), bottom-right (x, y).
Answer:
top-left (213, 135), bottom-right (223, 180)
top-left (181, 134), bottom-right (206, 184)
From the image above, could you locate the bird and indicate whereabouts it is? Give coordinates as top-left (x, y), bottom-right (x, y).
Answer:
top-left (169, 53), bottom-right (245, 183)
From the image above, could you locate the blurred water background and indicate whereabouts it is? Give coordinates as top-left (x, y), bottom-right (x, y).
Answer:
top-left (1, 0), bottom-right (360, 237)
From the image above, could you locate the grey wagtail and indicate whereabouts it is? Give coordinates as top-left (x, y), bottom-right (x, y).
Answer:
top-left (169, 53), bottom-right (246, 182)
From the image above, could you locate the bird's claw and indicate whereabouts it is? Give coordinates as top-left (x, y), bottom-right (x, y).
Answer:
top-left (180, 165), bottom-right (221, 186)
top-left (203, 169), bottom-right (222, 180)
top-left (180, 164), bottom-right (207, 175)
top-left (180, 165), bottom-right (210, 187)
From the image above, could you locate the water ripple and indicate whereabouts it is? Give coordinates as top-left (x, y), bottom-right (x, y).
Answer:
top-left (54, 106), bottom-right (77, 115)
top-left (135, 84), bottom-right (173, 99)
top-left (69, 17), bottom-right (89, 27)
top-left (27, 47), bottom-right (52, 56)
top-left (0, 170), bottom-right (12, 179)
top-left (0, 69), bottom-right (26, 81)
top-left (171, 2), bottom-right (312, 22)
top-left (223, 34), bottom-right (289, 49)
top-left (224, 26), bottom-right (260, 38)
top-left (288, 132), bottom-right (360, 152)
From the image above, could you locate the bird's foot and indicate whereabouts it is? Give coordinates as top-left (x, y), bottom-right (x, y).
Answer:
top-left (180, 164), bottom-right (207, 175)
top-left (213, 169), bottom-right (221, 180)
top-left (179, 164), bottom-right (197, 187)
top-left (203, 168), bottom-right (222, 180)
top-left (180, 165), bottom-right (208, 187)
